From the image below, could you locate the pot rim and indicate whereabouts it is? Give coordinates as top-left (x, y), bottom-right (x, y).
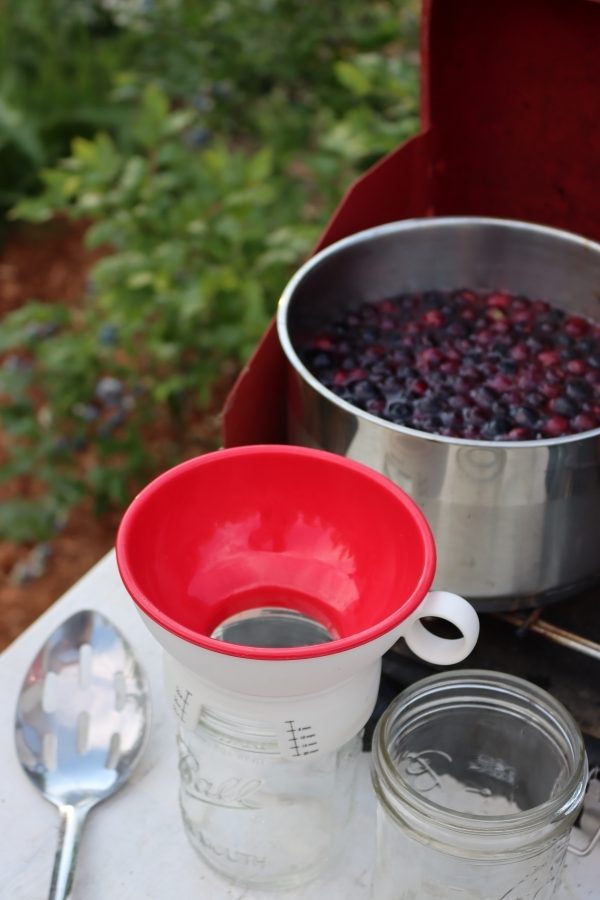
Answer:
top-left (276, 215), bottom-right (600, 449)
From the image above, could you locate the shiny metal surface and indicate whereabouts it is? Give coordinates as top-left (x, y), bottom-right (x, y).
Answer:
top-left (14, 609), bottom-right (150, 900)
top-left (498, 613), bottom-right (600, 663)
top-left (277, 217), bottom-right (600, 609)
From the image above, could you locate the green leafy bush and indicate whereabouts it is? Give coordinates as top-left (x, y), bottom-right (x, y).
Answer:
top-left (1, 0), bottom-right (420, 542)
top-left (0, 0), bottom-right (144, 209)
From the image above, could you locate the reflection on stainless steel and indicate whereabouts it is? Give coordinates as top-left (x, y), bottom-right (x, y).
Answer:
top-left (277, 216), bottom-right (600, 610)
top-left (14, 610), bottom-right (150, 900)
top-left (498, 613), bottom-right (600, 663)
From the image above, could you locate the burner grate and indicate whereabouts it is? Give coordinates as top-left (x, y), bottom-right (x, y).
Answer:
top-left (497, 611), bottom-right (600, 663)
top-left (369, 586), bottom-right (600, 772)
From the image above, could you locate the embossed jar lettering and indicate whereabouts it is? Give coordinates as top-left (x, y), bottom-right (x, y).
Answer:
top-left (177, 708), bottom-right (361, 890)
top-left (371, 671), bottom-right (588, 900)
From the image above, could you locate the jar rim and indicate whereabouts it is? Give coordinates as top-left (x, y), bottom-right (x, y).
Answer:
top-left (372, 669), bottom-right (588, 835)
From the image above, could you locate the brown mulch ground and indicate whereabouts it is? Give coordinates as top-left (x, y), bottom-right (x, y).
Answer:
top-left (0, 220), bottom-right (120, 650)
top-left (0, 221), bottom-right (228, 650)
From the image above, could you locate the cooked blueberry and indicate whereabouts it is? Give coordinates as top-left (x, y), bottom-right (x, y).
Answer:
top-left (424, 290), bottom-right (444, 307)
top-left (304, 349), bottom-right (334, 370)
top-left (352, 380), bottom-right (380, 401)
top-left (541, 415), bottom-right (570, 437)
top-left (511, 406), bottom-right (539, 428)
top-left (566, 379), bottom-right (592, 401)
top-left (506, 426), bottom-right (533, 440)
top-left (471, 386), bottom-right (498, 410)
top-left (370, 362), bottom-right (394, 378)
top-left (386, 401), bottom-right (413, 421)
top-left (298, 287), bottom-right (600, 441)
top-left (524, 391), bottom-right (545, 408)
top-left (480, 416), bottom-right (512, 439)
top-left (589, 353), bottom-right (600, 369)
top-left (548, 396), bottom-right (577, 417)
top-left (572, 412), bottom-right (598, 432)
top-left (366, 398), bottom-right (385, 415)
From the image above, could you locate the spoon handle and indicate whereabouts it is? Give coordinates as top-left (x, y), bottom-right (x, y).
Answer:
top-left (48, 803), bottom-right (92, 900)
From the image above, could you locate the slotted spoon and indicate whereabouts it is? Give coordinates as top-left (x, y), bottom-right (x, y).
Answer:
top-left (15, 609), bottom-right (150, 900)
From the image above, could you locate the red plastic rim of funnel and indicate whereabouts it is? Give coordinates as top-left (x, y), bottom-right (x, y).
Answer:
top-left (116, 445), bottom-right (436, 660)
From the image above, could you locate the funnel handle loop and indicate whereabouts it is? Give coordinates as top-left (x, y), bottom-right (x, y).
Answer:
top-left (404, 590), bottom-right (479, 665)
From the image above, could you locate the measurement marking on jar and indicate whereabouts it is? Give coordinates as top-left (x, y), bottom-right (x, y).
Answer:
top-left (285, 720), bottom-right (319, 755)
top-left (173, 686), bottom-right (192, 722)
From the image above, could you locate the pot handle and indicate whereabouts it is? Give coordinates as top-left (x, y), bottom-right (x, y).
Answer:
top-left (404, 590), bottom-right (479, 665)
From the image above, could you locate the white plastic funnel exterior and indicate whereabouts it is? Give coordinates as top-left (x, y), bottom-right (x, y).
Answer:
top-left (140, 590), bottom-right (478, 759)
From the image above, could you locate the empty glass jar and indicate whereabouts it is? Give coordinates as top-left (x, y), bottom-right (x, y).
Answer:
top-left (177, 706), bottom-right (361, 889)
top-left (371, 670), bottom-right (588, 900)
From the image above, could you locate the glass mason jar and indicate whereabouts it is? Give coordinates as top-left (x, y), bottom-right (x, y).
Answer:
top-left (176, 706), bottom-right (361, 889)
top-left (371, 670), bottom-right (588, 900)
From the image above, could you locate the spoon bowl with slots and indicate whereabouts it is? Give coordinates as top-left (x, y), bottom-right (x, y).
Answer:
top-left (14, 609), bottom-right (150, 900)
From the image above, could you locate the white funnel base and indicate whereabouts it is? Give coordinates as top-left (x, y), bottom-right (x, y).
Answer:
top-left (139, 590), bottom-right (478, 760)
top-left (163, 652), bottom-right (381, 759)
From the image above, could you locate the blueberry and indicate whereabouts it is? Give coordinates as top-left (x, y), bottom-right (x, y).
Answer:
top-left (446, 321), bottom-right (469, 338)
top-left (463, 406), bottom-right (487, 427)
top-left (548, 396), bottom-right (577, 418)
top-left (27, 321), bottom-right (58, 341)
top-left (424, 290), bottom-right (445, 308)
top-left (572, 412), bottom-right (598, 432)
top-left (511, 406), bottom-right (539, 428)
top-left (480, 416), bottom-right (512, 440)
top-left (188, 127), bottom-right (212, 148)
top-left (72, 402), bottom-right (100, 422)
top-left (304, 349), bottom-right (334, 370)
top-left (414, 396), bottom-right (442, 416)
top-left (439, 410), bottom-right (460, 428)
top-left (359, 327), bottom-right (379, 343)
top-left (352, 380), bottom-right (380, 401)
top-left (471, 386), bottom-right (498, 410)
top-left (506, 426), bottom-right (533, 441)
top-left (524, 391), bottom-right (545, 409)
top-left (389, 348), bottom-right (412, 367)
top-left (192, 93), bottom-right (212, 112)
top-left (541, 414), bottom-right (570, 437)
top-left (98, 323), bottom-right (119, 346)
top-left (386, 401), bottom-right (413, 422)
top-left (555, 333), bottom-right (575, 350)
top-left (95, 376), bottom-right (124, 406)
top-left (297, 287), bottom-right (600, 443)
top-left (448, 394), bottom-right (470, 411)
top-left (566, 379), bottom-right (592, 402)
top-left (370, 362), bottom-right (394, 379)
top-left (365, 398), bottom-right (385, 415)
top-left (414, 415), bottom-right (442, 433)
top-left (2, 354), bottom-right (32, 373)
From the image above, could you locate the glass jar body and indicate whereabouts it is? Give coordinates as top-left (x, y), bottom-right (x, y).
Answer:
top-left (371, 670), bottom-right (588, 900)
top-left (177, 709), bottom-right (361, 889)
top-left (374, 806), bottom-right (569, 899)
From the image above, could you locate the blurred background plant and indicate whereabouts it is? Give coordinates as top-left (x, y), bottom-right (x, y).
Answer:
top-left (0, 0), bottom-right (420, 547)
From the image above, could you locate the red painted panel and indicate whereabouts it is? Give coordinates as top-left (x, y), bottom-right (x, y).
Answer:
top-left (223, 0), bottom-right (600, 447)
top-left (428, 0), bottom-right (600, 239)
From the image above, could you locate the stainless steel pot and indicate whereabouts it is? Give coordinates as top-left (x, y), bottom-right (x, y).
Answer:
top-left (276, 217), bottom-right (600, 611)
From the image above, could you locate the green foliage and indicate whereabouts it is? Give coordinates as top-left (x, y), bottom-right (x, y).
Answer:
top-left (0, 0), bottom-right (143, 209)
top-left (1, 0), bottom-right (420, 542)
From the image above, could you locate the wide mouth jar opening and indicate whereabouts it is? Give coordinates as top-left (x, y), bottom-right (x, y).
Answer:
top-left (372, 670), bottom-right (588, 852)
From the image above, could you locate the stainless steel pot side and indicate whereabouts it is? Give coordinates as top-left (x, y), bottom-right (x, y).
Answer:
top-left (276, 217), bottom-right (600, 611)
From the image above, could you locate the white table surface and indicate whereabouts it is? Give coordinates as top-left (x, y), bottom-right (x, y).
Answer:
top-left (1, 551), bottom-right (598, 899)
